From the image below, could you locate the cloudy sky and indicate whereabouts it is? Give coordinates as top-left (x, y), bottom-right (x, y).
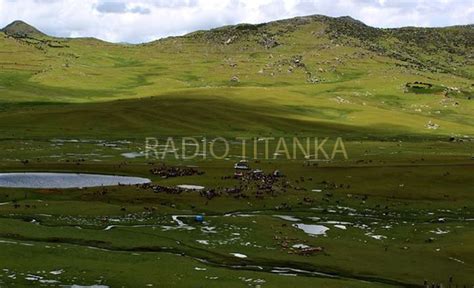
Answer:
top-left (0, 0), bottom-right (472, 43)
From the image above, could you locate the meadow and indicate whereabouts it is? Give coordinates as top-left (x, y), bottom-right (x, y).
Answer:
top-left (0, 15), bottom-right (472, 287)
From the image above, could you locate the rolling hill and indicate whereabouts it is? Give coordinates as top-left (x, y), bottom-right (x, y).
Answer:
top-left (0, 15), bottom-right (472, 139)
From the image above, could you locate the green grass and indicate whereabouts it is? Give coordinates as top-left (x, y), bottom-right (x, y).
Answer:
top-left (0, 15), bottom-right (473, 287)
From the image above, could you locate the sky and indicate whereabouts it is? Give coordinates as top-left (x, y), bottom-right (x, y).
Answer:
top-left (0, 0), bottom-right (472, 43)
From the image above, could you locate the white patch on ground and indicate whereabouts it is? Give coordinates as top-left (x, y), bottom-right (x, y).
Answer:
top-left (366, 233), bottom-right (387, 240)
top-left (336, 206), bottom-right (357, 212)
top-left (161, 215), bottom-right (196, 231)
top-left (224, 213), bottom-right (255, 217)
top-left (0, 240), bottom-right (18, 245)
top-left (40, 280), bottom-right (60, 284)
top-left (25, 274), bottom-right (42, 281)
top-left (176, 185), bottom-right (205, 190)
top-left (239, 277), bottom-right (266, 285)
top-left (50, 269), bottom-right (64, 275)
top-left (161, 225), bottom-right (195, 231)
top-left (194, 267), bottom-right (207, 271)
top-left (273, 215), bottom-right (301, 222)
top-left (430, 228), bottom-right (450, 235)
top-left (292, 243), bottom-right (310, 249)
top-left (320, 221), bottom-right (352, 225)
top-left (201, 226), bottom-right (217, 233)
top-left (354, 223), bottom-right (370, 230)
top-left (103, 225), bottom-right (116, 231)
top-left (293, 224), bottom-right (329, 236)
top-left (449, 257), bottom-right (465, 264)
top-left (334, 225), bottom-right (347, 230)
top-left (121, 152), bottom-right (144, 159)
top-left (230, 253), bottom-right (248, 258)
top-left (196, 240), bottom-right (209, 245)
top-left (103, 224), bottom-right (156, 231)
top-left (50, 139), bottom-right (80, 143)
top-left (271, 266), bottom-right (334, 278)
top-left (171, 215), bottom-right (187, 226)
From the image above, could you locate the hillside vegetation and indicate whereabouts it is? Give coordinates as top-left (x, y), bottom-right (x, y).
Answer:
top-left (0, 15), bottom-right (472, 139)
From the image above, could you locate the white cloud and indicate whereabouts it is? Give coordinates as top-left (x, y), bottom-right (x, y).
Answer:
top-left (0, 0), bottom-right (472, 43)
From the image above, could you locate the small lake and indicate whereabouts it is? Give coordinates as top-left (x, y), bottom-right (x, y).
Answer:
top-left (0, 172), bottom-right (151, 189)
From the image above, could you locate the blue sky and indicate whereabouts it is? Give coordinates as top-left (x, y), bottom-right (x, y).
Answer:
top-left (0, 0), bottom-right (472, 43)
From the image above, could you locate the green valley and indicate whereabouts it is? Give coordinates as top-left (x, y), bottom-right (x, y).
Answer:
top-left (0, 14), bottom-right (472, 288)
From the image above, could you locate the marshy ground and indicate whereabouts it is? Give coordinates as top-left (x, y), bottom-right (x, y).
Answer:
top-left (0, 139), bottom-right (472, 287)
top-left (0, 14), bottom-right (473, 287)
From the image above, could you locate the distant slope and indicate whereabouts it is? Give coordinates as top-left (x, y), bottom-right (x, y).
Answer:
top-left (0, 15), bottom-right (473, 139)
top-left (178, 15), bottom-right (473, 77)
top-left (2, 16), bottom-right (472, 77)
top-left (1, 20), bottom-right (46, 37)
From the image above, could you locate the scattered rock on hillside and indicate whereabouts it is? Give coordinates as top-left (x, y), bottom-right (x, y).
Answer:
top-left (307, 77), bottom-right (320, 84)
top-left (292, 55), bottom-right (304, 67)
top-left (225, 36), bottom-right (237, 45)
top-left (426, 120), bottom-right (439, 130)
top-left (261, 36), bottom-right (279, 49)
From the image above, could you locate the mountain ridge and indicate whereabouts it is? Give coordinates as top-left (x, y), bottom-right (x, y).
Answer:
top-left (1, 14), bottom-right (472, 79)
top-left (2, 15), bottom-right (472, 44)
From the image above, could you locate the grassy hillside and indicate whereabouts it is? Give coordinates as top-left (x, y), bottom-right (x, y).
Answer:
top-left (0, 15), bottom-right (472, 139)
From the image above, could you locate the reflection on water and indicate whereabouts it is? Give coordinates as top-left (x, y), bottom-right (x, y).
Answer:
top-left (0, 172), bottom-right (150, 189)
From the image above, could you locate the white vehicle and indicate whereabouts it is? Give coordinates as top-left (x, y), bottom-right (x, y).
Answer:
top-left (234, 160), bottom-right (250, 170)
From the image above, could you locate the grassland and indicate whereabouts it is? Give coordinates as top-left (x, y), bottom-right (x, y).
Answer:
top-left (0, 15), bottom-right (472, 287)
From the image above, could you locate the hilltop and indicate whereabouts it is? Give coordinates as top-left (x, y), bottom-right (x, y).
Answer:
top-left (1, 20), bottom-right (46, 37)
top-left (179, 15), bottom-right (473, 77)
top-left (2, 16), bottom-right (472, 77)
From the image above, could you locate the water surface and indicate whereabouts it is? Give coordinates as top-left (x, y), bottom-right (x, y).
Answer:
top-left (0, 172), bottom-right (150, 188)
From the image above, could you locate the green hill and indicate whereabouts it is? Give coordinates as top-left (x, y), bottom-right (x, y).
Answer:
top-left (1, 20), bottom-right (46, 37)
top-left (0, 15), bottom-right (472, 139)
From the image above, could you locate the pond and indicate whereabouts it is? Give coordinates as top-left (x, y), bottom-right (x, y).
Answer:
top-left (0, 172), bottom-right (151, 189)
top-left (292, 223), bottom-right (329, 236)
